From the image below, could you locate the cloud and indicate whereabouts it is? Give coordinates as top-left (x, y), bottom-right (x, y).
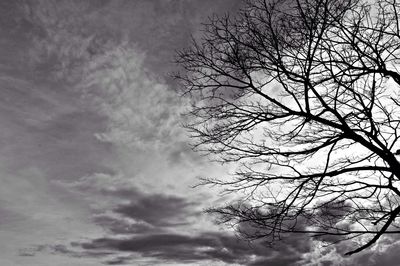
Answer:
top-left (67, 229), bottom-right (316, 266)
top-left (51, 164), bottom-right (324, 266)
top-left (63, 172), bottom-right (200, 230)
top-left (88, 190), bottom-right (200, 236)
top-left (23, 1), bottom-right (191, 154)
top-left (114, 193), bottom-right (196, 227)
top-left (57, 173), bottom-right (283, 265)
top-left (74, 232), bottom-right (255, 264)
top-left (77, 44), bottom-right (186, 150)
top-left (49, 172), bottom-right (317, 265)
top-left (92, 214), bottom-right (156, 235)
top-left (103, 256), bottom-right (132, 265)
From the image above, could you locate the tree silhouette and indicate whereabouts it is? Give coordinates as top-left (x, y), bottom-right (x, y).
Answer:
top-left (176, 0), bottom-right (400, 255)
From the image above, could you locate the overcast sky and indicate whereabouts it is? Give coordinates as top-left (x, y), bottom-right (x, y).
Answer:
top-left (1, 1), bottom-right (400, 265)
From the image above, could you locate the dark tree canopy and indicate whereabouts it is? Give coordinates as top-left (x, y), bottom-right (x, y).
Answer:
top-left (176, 0), bottom-right (400, 255)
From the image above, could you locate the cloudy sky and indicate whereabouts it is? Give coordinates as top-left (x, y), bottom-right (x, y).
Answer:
top-left (1, 1), bottom-right (400, 265)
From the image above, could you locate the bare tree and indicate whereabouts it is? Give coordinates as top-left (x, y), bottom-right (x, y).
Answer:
top-left (176, 0), bottom-right (400, 255)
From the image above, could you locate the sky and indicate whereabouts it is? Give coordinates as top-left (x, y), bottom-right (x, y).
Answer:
top-left (1, 1), bottom-right (400, 266)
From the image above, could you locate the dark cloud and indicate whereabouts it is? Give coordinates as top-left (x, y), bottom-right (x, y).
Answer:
top-left (51, 178), bottom-right (314, 265)
top-left (103, 256), bottom-right (133, 265)
top-left (69, 176), bottom-right (200, 231)
top-left (77, 232), bottom-right (254, 264)
top-left (329, 235), bottom-right (400, 266)
top-left (59, 179), bottom-right (315, 265)
top-left (69, 229), bottom-right (315, 265)
top-left (114, 193), bottom-right (196, 227)
top-left (350, 242), bottom-right (400, 266)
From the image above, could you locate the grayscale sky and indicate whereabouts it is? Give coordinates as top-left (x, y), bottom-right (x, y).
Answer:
top-left (1, 1), bottom-right (400, 266)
